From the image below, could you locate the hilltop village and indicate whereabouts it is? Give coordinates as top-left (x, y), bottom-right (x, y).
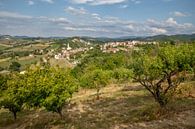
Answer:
top-left (54, 39), bottom-right (157, 60)
top-left (0, 36), bottom-right (159, 74)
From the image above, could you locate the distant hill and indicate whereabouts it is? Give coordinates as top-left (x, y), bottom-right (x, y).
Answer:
top-left (142, 34), bottom-right (195, 42)
top-left (0, 35), bottom-right (12, 39)
top-left (81, 34), bottom-right (195, 42)
top-left (1, 34), bottom-right (195, 42)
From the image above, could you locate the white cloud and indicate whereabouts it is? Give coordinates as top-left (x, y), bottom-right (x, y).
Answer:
top-left (65, 6), bottom-right (87, 15)
top-left (64, 27), bottom-right (96, 32)
top-left (50, 17), bottom-right (70, 24)
top-left (93, 16), bottom-right (102, 20)
top-left (135, 1), bottom-right (141, 4)
top-left (71, 0), bottom-right (126, 5)
top-left (119, 5), bottom-right (128, 8)
top-left (0, 11), bottom-right (32, 19)
top-left (41, 0), bottom-right (54, 4)
top-left (71, 0), bottom-right (93, 4)
top-left (92, 13), bottom-right (99, 16)
top-left (150, 27), bottom-right (167, 34)
top-left (28, 0), bottom-right (34, 5)
top-left (166, 17), bottom-right (177, 25)
top-left (131, 0), bottom-right (141, 4)
top-left (172, 11), bottom-right (187, 17)
top-left (71, 0), bottom-right (141, 6)
top-left (0, 9), bottom-right (194, 37)
top-left (127, 24), bottom-right (134, 30)
top-left (146, 17), bottom-right (194, 35)
top-left (65, 6), bottom-right (103, 21)
top-left (91, 13), bottom-right (101, 20)
top-left (92, 0), bottom-right (126, 5)
top-left (183, 23), bottom-right (193, 28)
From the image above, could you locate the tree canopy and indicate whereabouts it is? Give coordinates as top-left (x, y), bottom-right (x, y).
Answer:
top-left (131, 44), bottom-right (195, 107)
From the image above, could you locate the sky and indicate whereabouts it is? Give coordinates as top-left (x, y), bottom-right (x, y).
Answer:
top-left (0, 0), bottom-right (195, 37)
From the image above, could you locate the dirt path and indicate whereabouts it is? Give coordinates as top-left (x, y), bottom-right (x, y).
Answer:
top-left (113, 109), bottom-right (195, 129)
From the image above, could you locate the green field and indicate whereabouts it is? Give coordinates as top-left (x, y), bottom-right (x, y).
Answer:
top-left (0, 44), bottom-right (10, 51)
top-left (0, 42), bottom-right (53, 70)
top-left (0, 55), bottom-right (44, 70)
top-left (7, 44), bottom-right (50, 52)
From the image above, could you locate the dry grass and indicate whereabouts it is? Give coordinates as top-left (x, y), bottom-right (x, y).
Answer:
top-left (0, 43), bottom-right (12, 48)
top-left (49, 58), bottom-right (73, 68)
top-left (0, 58), bottom-right (11, 63)
top-left (0, 82), bottom-right (195, 129)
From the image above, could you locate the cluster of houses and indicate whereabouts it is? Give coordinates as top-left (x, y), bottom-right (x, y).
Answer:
top-left (54, 40), bottom-right (158, 59)
top-left (28, 39), bottom-right (158, 65)
top-left (101, 40), bottom-right (157, 53)
top-left (54, 43), bottom-right (93, 60)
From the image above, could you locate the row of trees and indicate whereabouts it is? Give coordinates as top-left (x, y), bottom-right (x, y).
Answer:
top-left (0, 67), bottom-right (78, 119)
top-left (74, 44), bottom-right (194, 107)
top-left (0, 43), bottom-right (194, 120)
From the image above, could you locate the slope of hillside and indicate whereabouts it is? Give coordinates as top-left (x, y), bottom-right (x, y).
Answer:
top-left (0, 82), bottom-right (194, 129)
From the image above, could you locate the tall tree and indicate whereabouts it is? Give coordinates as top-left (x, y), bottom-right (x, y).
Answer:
top-left (0, 74), bottom-right (8, 94)
top-left (0, 74), bottom-right (24, 120)
top-left (42, 68), bottom-right (78, 117)
top-left (112, 67), bottom-right (133, 83)
top-left (132, 45), bottom-right (194, 107)
top-left (23, 67), bottom-right (78, 117)
top-left (81, 69), bottom-right (110, 100)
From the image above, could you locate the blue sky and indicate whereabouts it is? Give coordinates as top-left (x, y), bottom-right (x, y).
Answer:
top-left (0, 0), bottom-right (194, 37)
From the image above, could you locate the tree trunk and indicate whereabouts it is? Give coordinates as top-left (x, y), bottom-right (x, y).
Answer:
top-left (57, 108), bottom-right (63, 118)
top-left (96, 88), bottom-right (100, 100)
top-left (154, 86), bottom-right (168, 108)
top-left (158, 100), bottom-right (167, 108)
top-left (13, 111), bottom-right (17, 120)
top-left (58, 111), bottom-right (63, 118)
top-left (155, 95), bottom-right (168, 108)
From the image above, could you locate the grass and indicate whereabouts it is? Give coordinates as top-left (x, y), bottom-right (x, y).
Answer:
top-left (0, 55), bottom-right (71, 70)
top-left (0, 60), bottom-right (10, 69)
top-left (0, 42), bottom-right (53, 70)
top-left (0, 43), bottom-right (12, 50)
top-left (7, 44), bottom-right (50, 52)
top-left (0, 56), bottom-right (42, 70)
top-left (0, 82), bottom-right (195, 129)
top-left (18, 55), bottom-right (44, 70)
top-left (49, 58), bottom-right (73, 68)
top-left (50, 43), bottom-right (61, 50)
top-left (0, 45), bottom-right (9, 51)
top-left (0, 109), bottom-right (15, 127)
top-left (0, 58), bottom-right (11, 63)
